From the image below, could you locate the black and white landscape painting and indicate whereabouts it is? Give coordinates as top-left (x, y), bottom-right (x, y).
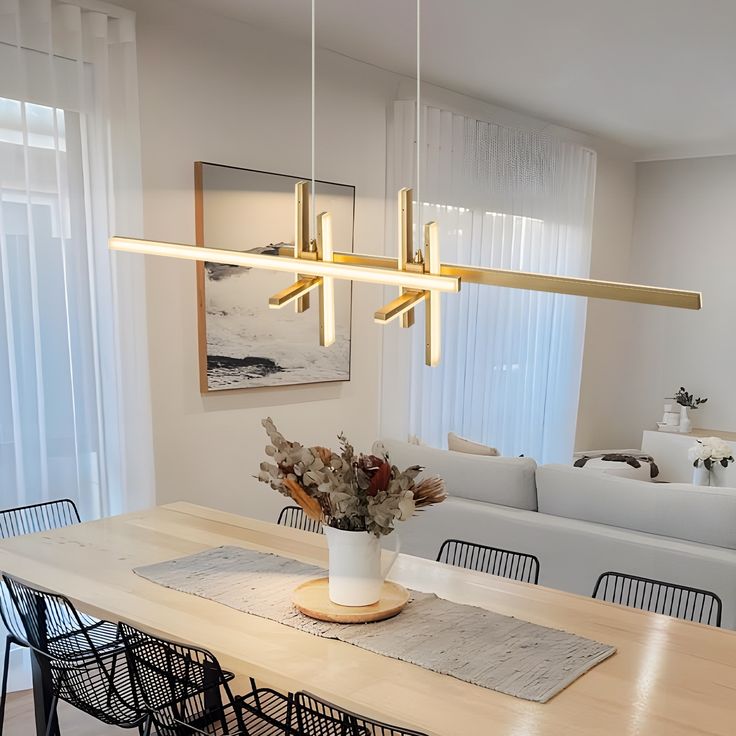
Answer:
top-left (198, 164), bottom-right (354, 391)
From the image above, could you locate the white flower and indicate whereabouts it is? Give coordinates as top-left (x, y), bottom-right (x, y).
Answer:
top-left (689, 437), bottom-right (734, 465)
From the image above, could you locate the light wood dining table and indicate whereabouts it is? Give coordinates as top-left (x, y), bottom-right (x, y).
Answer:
top-left (0, 502), bottom-right (734, 735)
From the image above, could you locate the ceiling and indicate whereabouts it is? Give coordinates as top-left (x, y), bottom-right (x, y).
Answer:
top-left (180, 0), bottom-right (736, 160)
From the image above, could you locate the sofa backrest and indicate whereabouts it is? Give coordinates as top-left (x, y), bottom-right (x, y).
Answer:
top-left (374, 439), bottom-right (538, 511)
top-left (397, 496), bottom-right (736, 630)
top-left (537, 464), bottom-right (736, 549)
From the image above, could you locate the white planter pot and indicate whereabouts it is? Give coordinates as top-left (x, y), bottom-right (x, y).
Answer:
top-left (693, 463), bottom-right (729, 487)
top-left (693, 465), bottom-right (710, 486)
top-left (323, 526), bottom-right (400, 607)
top-left (710, 463), bottom-right (728, 487)
top-left (679, 406), bottom-right (692, 434)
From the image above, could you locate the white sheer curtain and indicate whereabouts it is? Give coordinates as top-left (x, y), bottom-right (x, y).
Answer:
top-left (0, 0), bottom-right (154, 520)
top-left (382, 102), bottom-right (596, 463)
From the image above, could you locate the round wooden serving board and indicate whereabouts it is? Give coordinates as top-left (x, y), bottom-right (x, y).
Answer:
top-left (292, 578), bottom-right (410, 623)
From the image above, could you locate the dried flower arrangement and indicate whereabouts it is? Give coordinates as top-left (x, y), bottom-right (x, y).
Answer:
top-left (257, 418), bottom-right (446, 537)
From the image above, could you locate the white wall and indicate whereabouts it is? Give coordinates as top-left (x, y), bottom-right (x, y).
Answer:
top-left (603, 155), bottom-right (736, 448)
top-left (577, 154), bottom-right (736, 451)
top-left (119, 0), bottom-right (638, 518)
top-left (575, 155), bottom-right (638, 451)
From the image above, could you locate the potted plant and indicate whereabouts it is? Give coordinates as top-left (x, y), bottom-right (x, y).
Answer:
top-left (671, 387), bottom-right (708, 434)
top-left (257, 418), bottom-right (446, 606)
top-left (688, 437), bottom-right (734, 487)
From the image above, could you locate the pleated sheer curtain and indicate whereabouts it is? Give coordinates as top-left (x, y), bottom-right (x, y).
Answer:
top-left (0, 0), bottom-right (154, 520)
top-left (382, 102), bottom-right (596, 463)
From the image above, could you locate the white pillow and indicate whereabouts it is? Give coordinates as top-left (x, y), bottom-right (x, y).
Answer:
top-left (447, 432), bottom-right (499, 456)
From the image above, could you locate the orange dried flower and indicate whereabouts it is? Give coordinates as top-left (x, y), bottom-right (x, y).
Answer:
top-left (284, 478), bottom-right (324, 522)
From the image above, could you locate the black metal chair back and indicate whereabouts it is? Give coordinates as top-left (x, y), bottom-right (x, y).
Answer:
top-left (277, 505), bottom-right (323, 534)
top-left (0, 499), bottom-right (81, 641)
top-left (436, 539), bottom-right (540, 584)
top-left (592, 571), bottom-right (722, 627)
top-left (0, 499), bottom-right (81, 538)
top-left (2, 575), bottom-right (143, 728)
top-left (295, 691), bottom-right (428, 736)
top-left (119, 621), bottom-right (243, 735)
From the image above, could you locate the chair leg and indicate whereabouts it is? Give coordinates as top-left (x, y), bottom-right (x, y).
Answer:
top-left (284, 692), bottom-right (293, 736)
top-left (0, 636), bottom-right (12, 730)
top-left (43, 695), bottom-right (59, 736)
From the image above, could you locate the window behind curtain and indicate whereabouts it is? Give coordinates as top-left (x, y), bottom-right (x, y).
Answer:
top-left (0, 95), bottom-right (110, 516)
top-left (0, 1), bottom-right (153, 521)
top-left (383, 103), bottom-right (596, 463)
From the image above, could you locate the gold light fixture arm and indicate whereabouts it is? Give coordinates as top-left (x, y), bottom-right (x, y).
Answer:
top-left (269, 277), bottom-right (321, 309)
top-left (317, 211), bottom-right (336, 346)
top-left (110, 182), bottom-right (701, 370)
top-left (305, 252), bottom-right (699, 310)
top-left (424, 221), bottom-right (441, 366)
top-left (109, 237), bottom-right (460, 292)
top-left (398, 188), bottom-right (415, 328)
top-left (294, 181), bottom-right (312, 313)
top-left (374, 290), bottom-right (426, 324)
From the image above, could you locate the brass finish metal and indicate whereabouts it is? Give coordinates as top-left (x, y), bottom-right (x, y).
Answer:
top-left (269, 277), bottom-right (322, 308)
top-left (424, 221), bottom-right (441, 367)
top-left (110, 237), bottom-right (461, 293)
top-left (374, 290), bottom-right (427, 324)
top-left (317, 211), bottom-right (336, 347)
top-left (275, 245), bottom-right (702, 309)
top-left (122, 171), bottom-right (703, 378)
top-left (398, 188), bottom-right (415, 328)
top-left (295, 180), bottom-right (311, 312)
top-left (439, 263), bottom-right (702, 309)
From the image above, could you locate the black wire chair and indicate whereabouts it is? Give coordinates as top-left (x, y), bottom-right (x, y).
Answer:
top-left (0, 499), bottom-right (83, 729)
top-left (294, 691), bottom-right (428, 736)
top-left (435, 539), bottom-right (540, 585)
top-left (592, 571), bottom-right (723, 627)
top-left (119, 622), bottom-right (291, 735)
top-left (2, 574), bottom-right (146, 735)
top-left (276, 506), bottom-right (323, 534)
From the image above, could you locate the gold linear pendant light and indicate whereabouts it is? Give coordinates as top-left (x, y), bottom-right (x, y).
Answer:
top-left (109, 0), bottom-right (701, 368)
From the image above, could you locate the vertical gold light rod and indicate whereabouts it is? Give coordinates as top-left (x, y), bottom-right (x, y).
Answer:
top-left (317, 211), bottom-right (336, 347)
top-left (398, 187), bottom-right (415, 327)
top-left (295, 181), bottom-right (311, 313)
top-left (424, 221), bottom-right (441, 366)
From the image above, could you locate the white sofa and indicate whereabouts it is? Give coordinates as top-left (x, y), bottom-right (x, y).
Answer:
top-left (377, 438), bottom-right (736, 629)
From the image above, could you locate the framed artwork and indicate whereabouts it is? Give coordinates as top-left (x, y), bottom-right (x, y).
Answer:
top-left (195, 162), bottom-right (354, 393)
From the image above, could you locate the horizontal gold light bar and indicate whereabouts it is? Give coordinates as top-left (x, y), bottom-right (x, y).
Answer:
top-left (275, 247), bottom-right (701, 310)
top-left (374, 290), bottom-right (427, 324)
top-left (269, 277), bottom-right (321, 309)
top-left (440, 263), bottom-right (702, 310)
top-left (110, 237), bottom-right (461, 294)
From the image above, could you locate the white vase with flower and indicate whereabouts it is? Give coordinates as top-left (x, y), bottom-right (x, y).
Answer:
top-left (688, 437), bottom-right (734, 487)
top-left (257, 419), bottom-right (446, 606)
top-left (671, 386), bottom-right (707, 434)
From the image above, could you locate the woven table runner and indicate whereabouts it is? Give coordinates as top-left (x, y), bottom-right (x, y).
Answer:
top-left (134, 546), bottom-right (615, 703)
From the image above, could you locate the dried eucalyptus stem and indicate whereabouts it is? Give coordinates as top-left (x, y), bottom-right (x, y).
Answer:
top-left (257, 417), bottom-right (446, 537)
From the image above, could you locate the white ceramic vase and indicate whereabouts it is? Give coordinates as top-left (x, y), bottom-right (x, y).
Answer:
top-left (679, 406), bottom-right (692, 434)
top-left (323, 526), bottom-right (400, 607)
top-left (693, 463), bottom-right (728, 487)
top-left (692, 465), bottom-right (710, 486)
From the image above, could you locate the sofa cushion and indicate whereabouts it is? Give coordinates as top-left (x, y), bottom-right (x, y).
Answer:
top-left (447, 432), bottom-right (499, 456)
top-left (537, 464), bottom-right (736, 549)
top-left (374, 438), bottom-right (537, 510)
top-left (574, 456), bottom-right (653, 482)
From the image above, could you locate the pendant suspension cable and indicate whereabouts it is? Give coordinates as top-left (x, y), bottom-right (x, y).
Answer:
top-left (311, 0), bottom-right (316, 244)
top-left (416, 0), bottom-right (421, 252)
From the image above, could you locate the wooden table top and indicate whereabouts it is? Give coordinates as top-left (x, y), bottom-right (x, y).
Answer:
top-left (0, 502), bottom-right (734, 735)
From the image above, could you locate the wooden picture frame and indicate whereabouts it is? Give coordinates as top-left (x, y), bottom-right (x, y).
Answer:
top-left (194, 161), bottom-right (355, 393)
